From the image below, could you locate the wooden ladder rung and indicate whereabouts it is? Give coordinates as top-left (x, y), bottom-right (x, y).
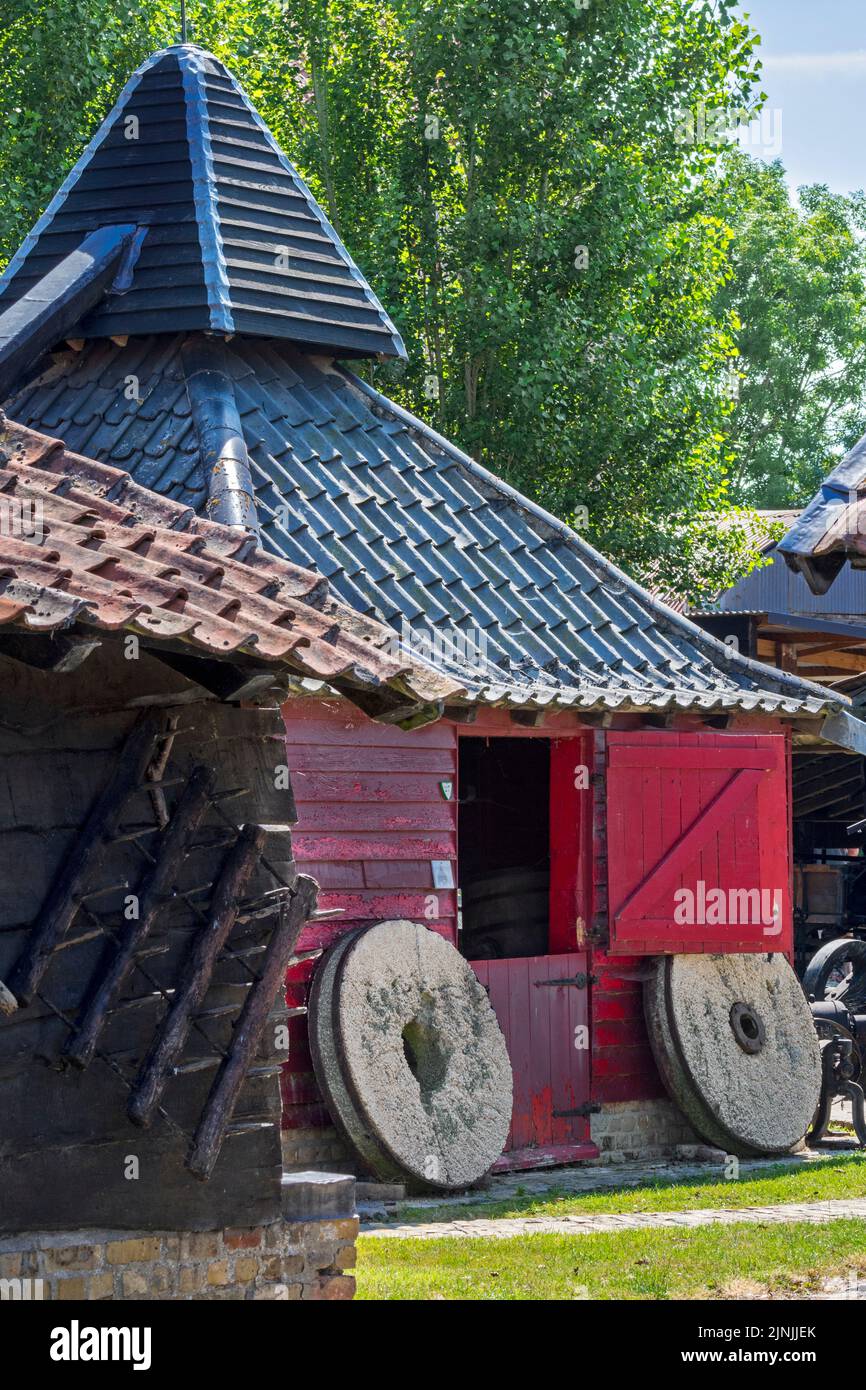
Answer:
top-left (223, 1121), bottom-right (274, 1137)
top-left (195, 1004), bottom-right (239, 1022)
top-left (171, 1056), bottom-right (222, 1076)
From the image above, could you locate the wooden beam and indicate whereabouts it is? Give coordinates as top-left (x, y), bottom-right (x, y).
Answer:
top-left (187, 874), bottom-right (317, 1180)
top-left (7, 711), bottom-right (162, 1006)
top-left (150, 649), bottom-right (282, 702)
top-left (0, 631), bottom-right (102, 672)
top-left (443, 704), bottom-right (478, 724)
top-left (128, 823), bottom-right (266, 1129)
top-left (0, 225), bottom-right (137, 399)
top-left (510, 708), bottom-right (545, 727)
top-left (799, 650), bottom-right (866, 673)
top-left (63, 765), bottom-right (214, 1069)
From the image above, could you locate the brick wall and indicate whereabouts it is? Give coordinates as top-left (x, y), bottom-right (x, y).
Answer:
top-left (590, 1098), bottom-right (698, 1162)
top-left (0, 1173), bottom-right (358, 1302)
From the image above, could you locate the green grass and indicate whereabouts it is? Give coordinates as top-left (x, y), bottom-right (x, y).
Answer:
top-left (391, 1152), bottom-right (866, 1225)
top-left (357, 1218), bottom-right (866, 1300)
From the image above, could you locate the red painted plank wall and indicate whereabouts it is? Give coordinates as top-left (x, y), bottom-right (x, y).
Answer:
top-left (587, 731), bottom-right (664, 1104)
top-left (280, 694), bottom-right (458, 1141)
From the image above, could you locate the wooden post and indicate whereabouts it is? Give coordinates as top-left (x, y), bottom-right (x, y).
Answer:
top-left (187, 875), bottom-right (317, 1180)
top-left (64, 765), bottom-right (214, 1069)
top-left (8, 712), bottom-right (162, 1006)
top-left (128, 823), bottom-right (266, 1128)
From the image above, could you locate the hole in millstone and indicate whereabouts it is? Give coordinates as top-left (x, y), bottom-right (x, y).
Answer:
top-left (401, 1015), bottom-right (450, 1098)
top-left (729, 1001), bottom-right (766, 1056)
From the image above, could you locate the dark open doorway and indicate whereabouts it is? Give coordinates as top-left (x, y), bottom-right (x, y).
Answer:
top-left (457, 736), bottom-right (550, 959)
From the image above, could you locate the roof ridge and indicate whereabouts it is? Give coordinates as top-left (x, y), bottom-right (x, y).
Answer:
top-left (178, 48), bottom-right (233, 335)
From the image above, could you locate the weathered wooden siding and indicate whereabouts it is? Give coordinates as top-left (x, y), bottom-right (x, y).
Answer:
top-left (281, 694), bottom-right (458, 1153)
top-left (0, 644), bottom-right (296, 1232)
top-left (280, 697), bottom-right (795, 1158)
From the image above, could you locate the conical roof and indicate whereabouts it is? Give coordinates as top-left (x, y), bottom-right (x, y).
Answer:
top-left (0, 45), bottom-right (405, 359)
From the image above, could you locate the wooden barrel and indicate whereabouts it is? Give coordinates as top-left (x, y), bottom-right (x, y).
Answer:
top-left (462, 868), bottom-right (549, 959)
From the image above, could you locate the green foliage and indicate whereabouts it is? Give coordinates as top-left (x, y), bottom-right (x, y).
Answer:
top-left (713, 152), bottom-right (866, 510)
top-left (2, 0), bottom-right (852, 603)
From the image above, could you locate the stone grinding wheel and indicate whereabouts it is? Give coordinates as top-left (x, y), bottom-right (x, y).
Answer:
top-left (644, 953), bottom-right (822, 1156)
top-left (309, 920), bottom-right (513, 1189)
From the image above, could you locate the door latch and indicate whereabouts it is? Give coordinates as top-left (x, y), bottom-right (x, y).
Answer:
top-left (535, 973), bottom-right (598, 989)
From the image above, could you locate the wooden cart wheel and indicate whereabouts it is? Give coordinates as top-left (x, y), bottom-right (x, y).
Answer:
top-left (803, 937), bottom-right (866, 1014)
top-left (644, 953), bottom-right (822, 1156)
top-left (309, 920), bottom-right (513, 1189)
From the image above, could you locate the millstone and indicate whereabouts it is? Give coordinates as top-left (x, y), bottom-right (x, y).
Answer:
top-left (308, 929), bottom-right (405, 1183)
top-left (309, 920), bottom-right (513, 1189)
top-left (644, 953), bottom-right (821, 1156)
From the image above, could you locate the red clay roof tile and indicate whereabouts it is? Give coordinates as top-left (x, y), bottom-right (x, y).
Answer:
top-left (0, 415), bottom-right (461, 711)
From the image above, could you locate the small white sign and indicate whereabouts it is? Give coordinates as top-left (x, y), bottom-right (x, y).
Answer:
top-left (431, 860), bottom-right (455, 890)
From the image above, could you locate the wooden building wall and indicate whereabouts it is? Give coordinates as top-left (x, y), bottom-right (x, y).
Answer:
top-left (0, 644), bottom-right (297, 1233)
top-left (281, 696), bottom-right (458, 1146)
top-left (279, 697), bottom-right (666, 1165)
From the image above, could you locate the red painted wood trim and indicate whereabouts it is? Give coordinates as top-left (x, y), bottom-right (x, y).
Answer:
top-left (549, 734), bottom-right (591, 954)
top-left (490, 1142), bottom-right (598, 1172)
top-left (609, 747), bottom-right (778, 770)
top-left (616, 769), bottom-right (762, 923)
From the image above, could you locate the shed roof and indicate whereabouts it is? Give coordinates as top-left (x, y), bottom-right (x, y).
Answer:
top-left (5, 333), bottom-right (842, 719)
top-left (0, 413), bottom-right (458, 717)
top-left (778, 429), bottom-right (866, 595)
top-left (0, 45), bottom-right (405, 360)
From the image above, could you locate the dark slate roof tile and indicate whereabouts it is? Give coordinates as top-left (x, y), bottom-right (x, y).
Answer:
top-left (0, 46), bottom-right (405, 361)
top-left (4, 332), bottom-right (842, 715)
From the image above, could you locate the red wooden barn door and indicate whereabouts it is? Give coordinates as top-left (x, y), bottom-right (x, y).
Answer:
top-left (472, 953), bottom-right (594, 1168)
top-left (606, 732), bottom-right (791, 956)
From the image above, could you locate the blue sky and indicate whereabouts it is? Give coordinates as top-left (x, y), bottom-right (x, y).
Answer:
top-left (739, 0), bottom-right (866, 193)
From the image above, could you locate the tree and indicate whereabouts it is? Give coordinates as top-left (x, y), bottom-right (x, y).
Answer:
top-left (712, 152), bottom-right (866, 509)
top-left (0, 0), bottom-right (775, 600)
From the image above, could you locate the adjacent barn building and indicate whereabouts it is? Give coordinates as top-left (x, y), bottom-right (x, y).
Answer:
top-left (0, 44), bottom-right (845, 1199)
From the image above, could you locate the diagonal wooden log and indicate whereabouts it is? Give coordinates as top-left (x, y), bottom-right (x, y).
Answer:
top-left (63, 765), bottom-right (214, 1069)
top-left (127, 822), bottom-right (266, 1129)
top-left (8, 712), bottom-right (163, 1006)
top-left (187, 874), bottom-right (318, 1180)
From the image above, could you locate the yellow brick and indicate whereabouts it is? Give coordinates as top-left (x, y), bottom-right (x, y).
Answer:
top-left (206, 1261), bottom-right (229, 1287)
top-left (333, 1217), bottom-right (360, 1241)
top-left (182, 1232), bottom-right (220, 1260)
top-left (46, 1245), bottom-right (97, 1272)
top-left (0, 1254), bottom-right (22, 1279)
top-left (178, 1267), bottom-right (201, 1296)
top-left (150, 1266), bottom-right (171, 1296)
top-left (122, 1271), bottom-right (150, 1298)
top-left (333, 1244), bottom-right (357, 1270)
top-left (56, 1277), bottom-right (87, 1300)
top-left (107, 1238), bottom-right (161, 1265)
top-left (234, 1258), bottom-right (259, 1283)
top-left (89, 1274), bottom-right (115, 1300)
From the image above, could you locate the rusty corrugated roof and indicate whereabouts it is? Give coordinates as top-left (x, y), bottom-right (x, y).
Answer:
top-left (778, 431), bottom-right (866, 594)
top-left (0, 415), bottom-right (459, 712)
